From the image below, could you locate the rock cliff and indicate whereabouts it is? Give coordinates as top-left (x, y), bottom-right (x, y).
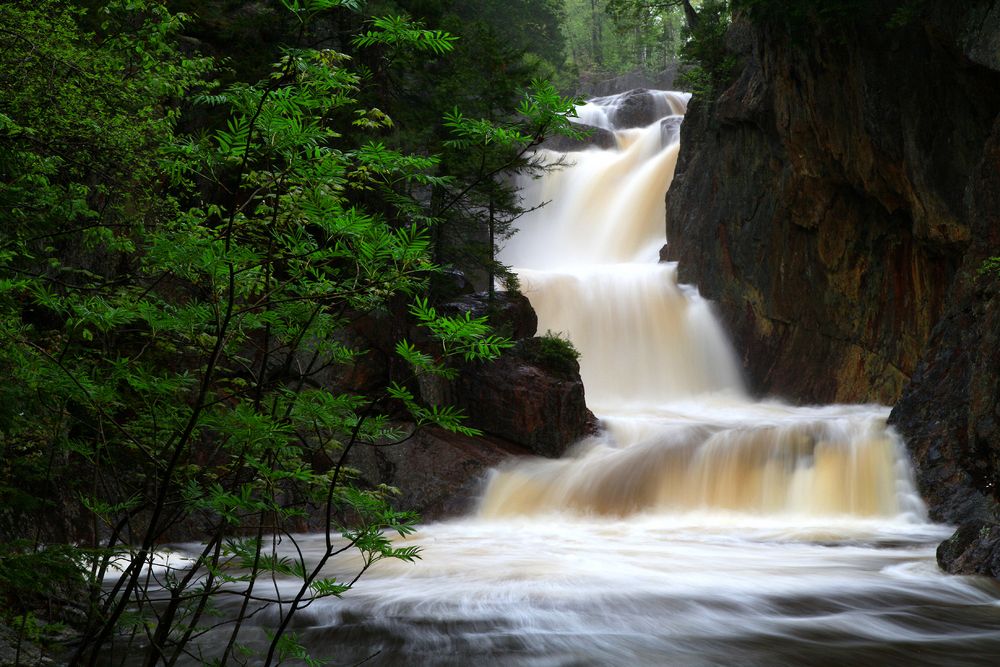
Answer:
top-left (889, 109), bottom-right (1000, 575)
top-left (666, 2), bottom-right (1000, 405)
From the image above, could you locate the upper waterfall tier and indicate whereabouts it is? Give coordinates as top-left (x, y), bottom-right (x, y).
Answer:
top-left (503, 118), bottom-right (682, 268)
top-left (573, 89), bottom-right (690, 131)
top-left (499, 90), bottom-right (746, 409)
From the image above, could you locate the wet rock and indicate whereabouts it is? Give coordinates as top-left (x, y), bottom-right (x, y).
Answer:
top-left (351, 292), bottom-right (595, 518)
top-left (347, 427), bottom-right (533, 521)
top-left (888, 267), bottom-right (1000, 524)
top-left (430, 268), bottom-right (475, 301)
top-left (452, 338), bottom-right (598, 460)
top-left (608, 89), bottom-right (673, 129)
top-left (541, 123), bottom-right (616, 152)
top-left (349, 337), bottom-right (598, 518)
top-left (425, 294), bottom-right (596, 479)
top-left (888, 113), bottom-right (1000, 527)
top-left (937, 522), bottom-right (1000, 577)
top-left (440, 291), bottom-right (537, 340)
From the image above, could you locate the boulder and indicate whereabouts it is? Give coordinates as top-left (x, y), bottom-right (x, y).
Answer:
top-left (937, 522), bottom-right (1000, 577)
top-left (440, 291), bottom-right (537, 340)
top-left (609, 89), bottom-right (670, 128)
top-left (346, 427), bottom-right (533, 521)
top-left (351, 293), bottom-right (596, 519)
top-left (541, 123), bottom-right (617, 152)
top-left (452, 337), bottom-right (598, 459)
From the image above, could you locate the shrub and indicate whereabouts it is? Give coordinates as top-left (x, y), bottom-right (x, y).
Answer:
top-left (520, 330), bottom-right (582, 376)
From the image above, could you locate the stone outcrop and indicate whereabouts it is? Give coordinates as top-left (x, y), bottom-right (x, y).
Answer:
top-left (351, 291), bottom-right (597, 519)
top-left (888, 260), bottom-right (1000, 525)
top-left (665, 3), bottom-right (1000, 405)
top-left (541, 123), bottom-right (617, 152)
top-left (439, 291), bottom-right (538, 340)
top-left (888, 109), bottom-right (1000, 573)
top-left (346, 427), bottom-right (533, 520)
top-left (451, 337), bottom-right (599, 459)
top-left (607, 88), bottom-right (676, 129)
top-left (937, 521), bottom-right (1000, 578)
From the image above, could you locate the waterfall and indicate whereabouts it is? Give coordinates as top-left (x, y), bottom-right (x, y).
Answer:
top-left (485, 91), bottom-right (926, 522)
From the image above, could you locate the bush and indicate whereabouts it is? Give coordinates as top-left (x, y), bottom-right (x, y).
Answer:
top-left (520, 330), bottom-right (581, 376)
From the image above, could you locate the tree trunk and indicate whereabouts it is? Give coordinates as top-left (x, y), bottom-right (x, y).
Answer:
top-left (681, 0), bottom-right (699, 31)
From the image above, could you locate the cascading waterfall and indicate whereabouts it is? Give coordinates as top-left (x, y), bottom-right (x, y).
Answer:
top-left (483, 90), bottom-right (923, 523)
top-left (175, 90), bottom-right (1000, 666)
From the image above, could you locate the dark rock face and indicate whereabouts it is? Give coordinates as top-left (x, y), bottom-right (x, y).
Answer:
top-left (440, 291), bottom-right (537, 340)
top-left (888, 111), bottom-right (1000, 534)
top-left (937, 522), bottom-right (1000, 578)
top-left (607, 88), bottom-right (676, 129)
top-left (351, 333), bottom-right (597, 520)
top-left (665, 6), bottom-right (1000, 404)
top-left (347, 428), bottom-right (533, 521)
top-left (665, 3), bottom-right (1000, 574)
top-left (452, 338), bottom-right (598, 459)
top-left (887, 266), bottom-right (1000, 524)
top-left (352, 291), bottom-right (596, 519)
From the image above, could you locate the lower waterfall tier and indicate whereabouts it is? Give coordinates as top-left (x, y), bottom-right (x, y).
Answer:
top-left (478, 402), bottom-right (926, 520)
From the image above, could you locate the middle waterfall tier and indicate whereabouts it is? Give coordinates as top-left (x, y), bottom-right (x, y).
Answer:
top-left (517, 263), bottom-right (743, 409)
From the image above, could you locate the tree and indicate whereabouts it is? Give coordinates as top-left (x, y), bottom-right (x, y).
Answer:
top-left (563, 0), bottom-right (687, 79)
top-left (437, 81), bottom-right (584, 301)
top-left (607, 0), bottom-right (700, 31)
top-left (1, 1), bottom-right (515, 664)
top-left (677, 0), bottom-right (738, 97)
top-left (344, 0), bottom-right (582, 295)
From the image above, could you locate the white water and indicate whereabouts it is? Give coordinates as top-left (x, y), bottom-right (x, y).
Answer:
top-left (176, 90), bottom-right (1000, 665)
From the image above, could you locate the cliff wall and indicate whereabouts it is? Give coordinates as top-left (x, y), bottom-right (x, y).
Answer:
top-left (665, 2), bottom-right (1000, 405)
top-left (664, 1), bottom-right (1000, 571)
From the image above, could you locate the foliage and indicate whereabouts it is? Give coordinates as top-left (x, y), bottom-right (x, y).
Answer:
top-left (978, 257), bottom-right (1000, 277)
top-left (435, 80), bottom-right (584, 299)
top-left (733, 0), bottom-right (870, 24)
top-left (731, 0), bottom-right (928, 33)
top-left (0, 1), bottom-right (539, 664)
top-left (678, 0), bottom-right (738, 98)
top-left (353, 14), bottom-right (458, 54)
top-left (520, 331), bottom-right (582, 377)
top-left (563, 0), bottom-right (686, 80)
